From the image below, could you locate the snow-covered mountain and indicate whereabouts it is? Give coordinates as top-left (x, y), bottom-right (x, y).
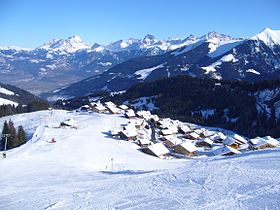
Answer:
top-left (49, 28), bottom-right (280, 99)
top-left (0, 34), bottom-right (198, 95)
top-left (37, 35), bottom-right (90, 54)
top-left (0, 82), bottom-right (44, 107)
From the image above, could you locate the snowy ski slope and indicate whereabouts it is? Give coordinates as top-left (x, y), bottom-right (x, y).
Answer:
top-left (0, 110), bottom-right (279, 209)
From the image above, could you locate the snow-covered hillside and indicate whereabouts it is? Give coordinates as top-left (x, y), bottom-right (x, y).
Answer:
top-left (0, 110), bottom-right (280, 209)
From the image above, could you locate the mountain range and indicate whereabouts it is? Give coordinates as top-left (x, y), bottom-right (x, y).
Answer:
top-left (0, 34), bottom-right (193, 96)
top-left (1, 28), bottom-right (280, 100)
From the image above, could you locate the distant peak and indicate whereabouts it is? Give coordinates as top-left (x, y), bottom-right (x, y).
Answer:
top-left (144, 34), bottom-right (155, 40)
top-left (253, 27), bottom-right (280, 46)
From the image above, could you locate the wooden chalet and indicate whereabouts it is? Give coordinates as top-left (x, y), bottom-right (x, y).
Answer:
top-left (60, 118), bottom-right (78, 129)
top-left (185, 132), bottom-right (200, 140)
top-left (92, 103), bottom-right (107, 113)
top-left (209, 132), bottom-right (227, 143)
top-left (249, 137), bottom-right (279, 150)
top-left (119, 129), bottom-right (138, 141)
top-left (125, 109), bottom-right (136, 119)
top-left (196, 138), bottom-right (213, 148)
top-left (223, 135), bottom-right (248, 150)
top-left (173, 142), bottom-right (198, 156)
top-left (162, 135), bottom-right (182, 148)
top-left (119, 104), bottom-right (129, 111)
top-left (142, 143), bottom-right (170, 159)
top-left (178, 125), bottom-right (192, 134)
top-left (138, 138), bottom-right (152, 148)
top-left (212, 146), bottom-right (241, 156)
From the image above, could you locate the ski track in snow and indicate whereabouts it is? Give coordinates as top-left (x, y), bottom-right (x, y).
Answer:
top-left (0, 110), bottom-right (280, 209)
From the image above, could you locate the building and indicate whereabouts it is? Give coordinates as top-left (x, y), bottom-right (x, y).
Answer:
top-left (185, 132), bottom-right (200, 140)
top-left (142, 143), bottom-right (170, 159)
top-left (212, 146), bottom-right (241, 156)
top-left (60, 118), bottom-right (78, 129)
top-left (209, 132), bottom-right (227, 143)
top-left (223, 135), bottom-right (248, 150)
top-left (92, 103), bottom-right (107, 113)
top-left (249, 137), bottom-right (279, 150)
top-left (138, 138), bottom-right (152, 148)
top-left (125, 109), bottom-right (136, 119)
top-left (178, 125), bottom-right (192, 134)
top-left (196, 138), bottom-right (213, 148)
top-left (119, 129), bottom-right (138, 141)
top-left (119, 104), bottom-right (129, 111)
top-left (173, 142), bottom-right (198, 156)
top-left (162, 135), bottom-right (182, 148)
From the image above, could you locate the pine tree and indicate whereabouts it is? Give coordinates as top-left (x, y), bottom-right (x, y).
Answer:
top-left (7, 119), bottom-right (17, 149)
top-left (1, 120), bottom-right (9, 150)
top-left (17, 125), bottom-right (26, 146)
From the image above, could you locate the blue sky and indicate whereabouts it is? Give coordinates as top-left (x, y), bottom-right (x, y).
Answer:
top-left (0, 0), bottom-right (279, 48)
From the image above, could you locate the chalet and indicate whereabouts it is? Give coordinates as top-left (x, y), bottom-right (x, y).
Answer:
top-left (156, 118), bottom-right (174, 129)
top-left (104, 101), bottom-right (116, 107)
top-left (136, 110), bottom-right (151, 119)
top-left (178, 125), bottom-right (192, 134)
top-left (162, 136), bottom-right (182, 148)
top-left (142, 143), bottom-right (170, 159)
top-left (125, 109), bottom-right (136, 119)
top-left (119, 104), bottom-right (129, 111)
top-left (185, 132), bottom-right (200, 140)
top-left (110, 129), bottom-right (121, 138)
top-left (173, 142), bottom-right (198, 156)
top-left (107, 105), bottom-right (122, 114)
top-left (127, 119), bottom-right (145, 129)
top-left (223, 135), bottom-right (248, 150)
top-left (92, 104), bottom-right (107, 113)
top-left (119, 129), bottom-right (138, 141)
top-left (209, 132), bottom-right (227, 143)
top-left (160, 127), bottom-right (178, 136)
top-left (150, 114), bottom-right (160, 123)
top-left (194, 128), bottom-right (209, 137)
top-left (212, 146), bottom-right (241, 156)
top-left (138, 138), bottom-right (152, 147)
top-left (60, 118), bottom-right (78, 129)
top-left (263, 136), bottom-right (279, 146)
top-left (196, 138), bottom-right (213, 148)
top-left (80, 105), bottom-right (91, 112)
top-left (249, 137), bottom-right (279, 150)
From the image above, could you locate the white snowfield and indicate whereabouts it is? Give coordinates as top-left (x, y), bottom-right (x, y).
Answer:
top-left (0, 110), bottom-right (280, 210)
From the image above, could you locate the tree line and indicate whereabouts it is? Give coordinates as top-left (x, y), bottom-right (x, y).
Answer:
top-left (1, 119), bottom-right (26, 150)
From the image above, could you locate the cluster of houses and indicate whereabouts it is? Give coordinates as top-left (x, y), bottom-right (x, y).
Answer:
top-left (77, 101), bottom-right (280, 159)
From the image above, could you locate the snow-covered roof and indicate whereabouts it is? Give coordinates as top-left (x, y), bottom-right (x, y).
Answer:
top-left (262, 136), bottom-right (279, 146)
top-left (186, 132), bottom-right (200, 139)
top-left (119, 104), bottom-right (129, 110)
top-left (94, 104), bottom-right (107, 111)
top-left (161, 129), bottom-right (176, 136)
top-left (121, 129), bottom-right (138, 138)
top-left (125, 109), bottom-right (136, 117)
top-left (147, 143), bottom-right (169, 157)
top-left (136, 110), bottom-right (152, 118)
top-left (250, 136), bottom-right (279, 147)
top-left (107, 105), bottom-right (121, 114)
top-left (197, 138), bottom-right (213, 145)
top-left (150, 114), bottom-right (160, 122)
top-left (138, 138), bottom-right (152, 145)
top-left (177, 142), bottom-right (198, 153)
top-left (163, 135), bottom-right (182, 145)
top-left (233, 134), bottom-right (247, 144)
top-left (213, 146), bottom-right (241, 156)
top-left (104, 101), bottom-right (116, 107)
top-left (61, 118), bottom-right (78, 127)
top-left (210, 132), bottom-right (227, 141)
top-left (179, 125), bottom-right (191, 133)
